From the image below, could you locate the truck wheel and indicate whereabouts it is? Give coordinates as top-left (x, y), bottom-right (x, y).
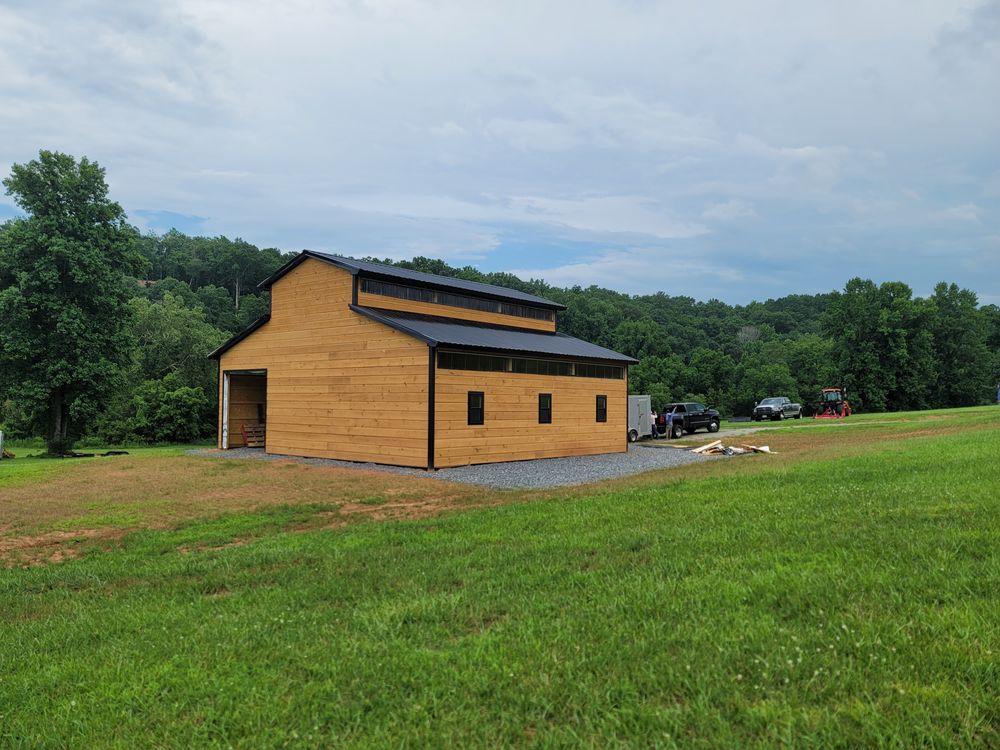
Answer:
top-left (628, 429), bottom-right (639, 443)
top-left (671, 423), bottom-right (684, 439)
top-left (794, 411), bottom-right (801, 419)
top-left (708, 420), bottom-right (720, 433)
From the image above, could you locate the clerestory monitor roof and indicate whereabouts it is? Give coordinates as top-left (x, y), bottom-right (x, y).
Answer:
top-left (259, 250), bottom-right (566, 311)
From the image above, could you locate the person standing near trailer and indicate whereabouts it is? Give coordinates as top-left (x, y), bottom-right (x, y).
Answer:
top-left (665, 405), bottom-right (678, 438)
top-left (649, 408), bottom-right (658, 439)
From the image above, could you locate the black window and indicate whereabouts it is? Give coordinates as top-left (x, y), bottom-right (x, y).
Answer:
top-left (360, 278), bottom-right (556, 321)
top-left (538, 393), bottom-right (552, 424)
top-left (596, 395), bottom-right (607, 423)
top-left (468, 391), bottom-right (485, 425)
top-left (436, 351), bottom-right (624, 380)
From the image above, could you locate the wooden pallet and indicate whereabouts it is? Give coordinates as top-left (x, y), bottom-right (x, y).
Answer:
top-left (241, 423), bottom-right (266, 448)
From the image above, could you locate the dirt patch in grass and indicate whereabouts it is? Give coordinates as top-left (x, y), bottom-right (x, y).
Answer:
top-left (0, 455), bottom-right (495, 564)
top-left (338, 491), bottom-right (511, 522)
top-left (0, 528), bottom-right (126, 568)
top-left (0, 415), bottom-right (984, 567)
top-left (177, 536), bottom-right (255, 554)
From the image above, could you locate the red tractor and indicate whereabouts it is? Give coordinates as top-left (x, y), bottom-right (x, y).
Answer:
top-left (815, 388), bottom-right (852, 419)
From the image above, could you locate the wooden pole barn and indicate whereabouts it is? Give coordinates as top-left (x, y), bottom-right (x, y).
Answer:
top-left (209, 252), bottom-right (636, 469)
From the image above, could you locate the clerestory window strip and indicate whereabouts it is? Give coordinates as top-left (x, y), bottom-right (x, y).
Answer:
top-left (438, 351), bottom-right (624, 380)
top-left (361, 278), bottom-right (556, 322)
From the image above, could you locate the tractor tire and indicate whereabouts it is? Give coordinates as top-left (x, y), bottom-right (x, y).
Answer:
top-left (671, 422), bottom-right (685, 440)
top-left (628, 429), bottom-right (639, 443)
top-left (708, 420), bottom-right (720, 433)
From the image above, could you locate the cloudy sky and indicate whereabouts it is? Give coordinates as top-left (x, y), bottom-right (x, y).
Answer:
top-left (1, 0), bottom-right (997, 304)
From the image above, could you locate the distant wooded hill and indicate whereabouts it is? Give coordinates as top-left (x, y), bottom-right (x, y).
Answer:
top-left (4, 228), bottom-right (998, 444)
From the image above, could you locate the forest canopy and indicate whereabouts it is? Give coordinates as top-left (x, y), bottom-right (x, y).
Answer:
top-left (2, 154), bottom-right (998, 450)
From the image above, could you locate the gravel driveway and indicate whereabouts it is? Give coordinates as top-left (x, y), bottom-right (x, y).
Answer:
top-left (189, 443), bottom-right (715, 490)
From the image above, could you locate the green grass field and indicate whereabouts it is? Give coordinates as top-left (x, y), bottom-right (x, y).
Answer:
top-left (2, 408), bottom-right (999, 747)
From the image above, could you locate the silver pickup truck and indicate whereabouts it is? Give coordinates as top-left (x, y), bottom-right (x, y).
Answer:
top-left (752, 396), bottom-right (802, 421)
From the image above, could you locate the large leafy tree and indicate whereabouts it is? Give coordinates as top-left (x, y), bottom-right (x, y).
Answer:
top-left (0, 150), bottom-right (143, 453)
top-left (823, 278), bottom-right (936, 412)
top-left (928, 282), bottom-right (991, 406)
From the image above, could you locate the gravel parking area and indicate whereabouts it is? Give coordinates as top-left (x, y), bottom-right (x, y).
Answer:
top-left (189, 443), bottom-right (714, 489)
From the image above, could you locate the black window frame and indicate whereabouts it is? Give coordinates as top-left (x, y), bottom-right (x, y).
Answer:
top-left (596, 394), bottom-right (608, 423)
top-left (360, 278), bottom-right (556, 322)
top-left (437, 351), bottom-right (624, 380)
top-left (468, 391), bottom-right (485, 426)
top-left (538, 393), bottom-right (552, 424)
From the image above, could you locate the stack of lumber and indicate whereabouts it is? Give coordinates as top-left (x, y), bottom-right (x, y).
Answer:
top-left (690, 440), bottom-right (773, 456)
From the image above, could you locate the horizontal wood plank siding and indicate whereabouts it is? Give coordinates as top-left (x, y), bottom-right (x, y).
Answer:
top-left (357, 290), bottom-right (556, 332)
top-left (218, 259), bottom-right (429, 467)
top-left (434, 368), bottom-right (627, 468)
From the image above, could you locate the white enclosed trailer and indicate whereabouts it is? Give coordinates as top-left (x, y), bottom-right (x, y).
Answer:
top-left (627, 395), bottom-right (652, 442)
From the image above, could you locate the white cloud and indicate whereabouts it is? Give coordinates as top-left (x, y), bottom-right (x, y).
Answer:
top-left (483, 118), bottom-right (582, 151)
top-left (510, 246), bottom-right (757, 298)
top-left (0, 0), bottom-right (996, 302)
top-left (506, 195), bottom-right (708, 239)
top-left (933, 203), bottom-right (981, 222)
top-left (702, 199), bottom-right (758, 222)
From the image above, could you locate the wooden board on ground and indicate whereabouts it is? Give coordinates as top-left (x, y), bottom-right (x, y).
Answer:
top-left (691, 440), bottom-right (723, 454)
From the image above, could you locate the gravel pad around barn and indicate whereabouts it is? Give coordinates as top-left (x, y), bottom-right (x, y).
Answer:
top-left (190, 443), bottom-right (713, 489)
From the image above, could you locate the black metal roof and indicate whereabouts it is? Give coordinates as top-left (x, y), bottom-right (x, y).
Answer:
top-left (207, 314), bottom-right (270, 360)
top-left (351, 306), bottom-right (638, 364)
top-left (258, 250), bottom-right (566, 310)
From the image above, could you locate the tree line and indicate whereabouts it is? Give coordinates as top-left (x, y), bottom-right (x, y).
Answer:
top-left (2, 151), bottom-right (997, 454)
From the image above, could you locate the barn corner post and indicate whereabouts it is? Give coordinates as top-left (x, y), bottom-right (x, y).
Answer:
top-left (625, 363), bottom-right (630, 450)
top-left (427, 345), bottom-right (436, 470)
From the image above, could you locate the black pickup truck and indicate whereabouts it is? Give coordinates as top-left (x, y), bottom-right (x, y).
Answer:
top-left (752, 396), bottom-right (802, 421)
top-left (656, 402), bottom-right (721, 439)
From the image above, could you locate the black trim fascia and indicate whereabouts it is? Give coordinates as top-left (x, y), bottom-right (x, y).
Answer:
top-left (427, 346), bottom-right (436, 471)
top-left (348, 304), bottom-right (440, 346)
top-left (356, 270), bottom-right (566, 312)
top-left (258, 249), bottom-right (566, 311)
top-left (436, 344), bottom-right (638, 366)
top-left (257, 250), bottom-right (361, 290)
top-left (352, 274), bottom-right (359, 305)
top-left (207, 315), bottom-right (271, 360)
top-left (349, 305), bottom-right (638, 365)
top-left (355, 306), bottom-right (560, 336)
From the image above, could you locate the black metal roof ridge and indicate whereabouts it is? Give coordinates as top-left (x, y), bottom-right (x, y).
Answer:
top-left (258, 250), bottom-right (566, 311)
top-left (207, 314), bottom-right (271, 360)
top-left (350, 305), bottom-right (638, 364)
top-left (355, 305), bottom-right (561, 336)
top-left (349, 305), bottom-right (440, 346)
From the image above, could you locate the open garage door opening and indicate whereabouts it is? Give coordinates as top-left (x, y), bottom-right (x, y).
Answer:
top-left (221, 370), bottom-right (267, 450)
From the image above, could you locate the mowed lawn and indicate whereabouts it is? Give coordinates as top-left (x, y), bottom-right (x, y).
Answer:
top-left (1, 408), bottom-right (999, 748)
